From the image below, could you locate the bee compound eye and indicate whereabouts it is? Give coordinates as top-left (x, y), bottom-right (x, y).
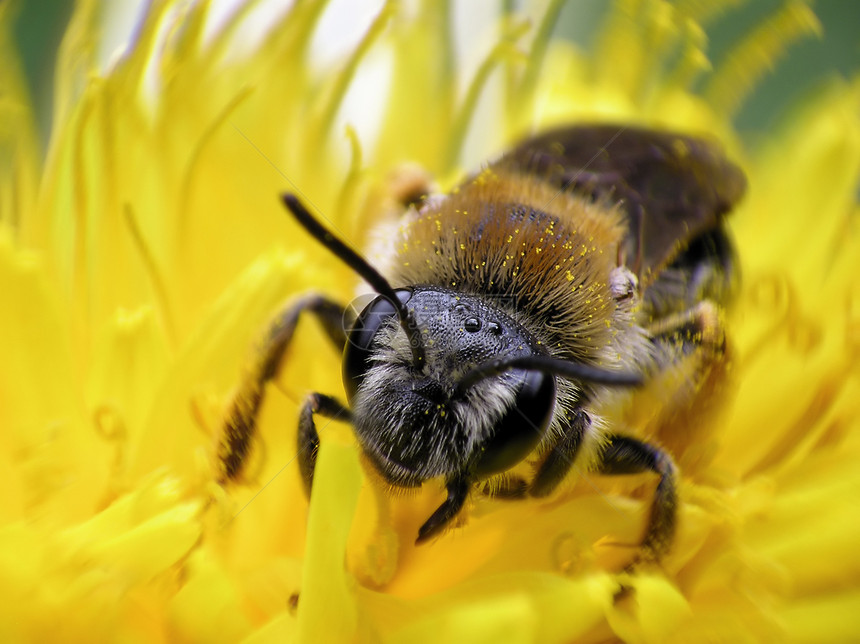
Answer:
top-left (473, 368), bottom-right (557, 479)
top-left (343, 288), bottom-right (413, 402)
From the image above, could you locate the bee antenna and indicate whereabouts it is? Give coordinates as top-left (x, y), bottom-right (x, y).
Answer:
top-left (280, 193), bottom-right (426, 370)
top-left (453, 355), bottom-right (642, 398)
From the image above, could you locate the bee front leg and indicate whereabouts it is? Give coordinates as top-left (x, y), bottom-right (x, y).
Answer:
top-left (529, 409), bottom-right (590, 498)
top-left (298, 393), bottom-right (352, 496)
top-left (218, 294), bottom-right (349, 483)
top-left (416, 474), bottom-right (471, 544)
top-left (596, 435), bottom-right (677, 561)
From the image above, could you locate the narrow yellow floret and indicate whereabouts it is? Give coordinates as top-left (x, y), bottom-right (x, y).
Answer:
top-left (0, 1), bottom-right (857, 642)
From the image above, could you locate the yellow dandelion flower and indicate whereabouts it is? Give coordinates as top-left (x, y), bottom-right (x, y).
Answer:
top-left (1, 1), bottom-right (859, 642)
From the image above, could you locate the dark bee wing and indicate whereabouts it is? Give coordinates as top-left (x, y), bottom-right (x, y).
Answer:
top-left (491, 124), bottom-right (747, 282)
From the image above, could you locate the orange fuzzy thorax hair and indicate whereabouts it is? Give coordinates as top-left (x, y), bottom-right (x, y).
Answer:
top-left (386, 170), bottom-right (629, 363)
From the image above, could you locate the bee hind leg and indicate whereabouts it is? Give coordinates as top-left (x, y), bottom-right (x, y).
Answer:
top-left (217, 294), bottom-right (349, 483)
top-left (597, 434), bottom-right (677, 561)
top-left (298, 392), bottom-right (352, 497)
top-left (647, 299), bottom-right (725, 355)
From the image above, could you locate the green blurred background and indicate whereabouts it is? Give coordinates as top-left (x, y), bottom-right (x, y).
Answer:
top-left (556, 0), bottom-right (860, 145)
top-left (12, 0), bottom-right (860, 153)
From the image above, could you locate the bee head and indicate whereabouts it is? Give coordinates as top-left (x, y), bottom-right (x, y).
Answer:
top-left (281, 193), bottom-right (642, 487)
top-left (343, 287), bottom-right (558, 485)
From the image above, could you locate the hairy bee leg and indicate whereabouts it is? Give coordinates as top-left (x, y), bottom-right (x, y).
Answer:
top-left (597, 434), bottom-right (677, 559)
top-left (298, 393), bottom-right (352, 497)
top-left (217, 294), bottom-right (348, 483)
top-left (528, 409), bottom-right (590, 498)
top-left (481, 477), bottom-right (529, 498)
top-left (647, 299), bottom-right (724, 352)
top-left (259, 294), bottom-right (350, 380)
top-left (416, 474), bottom-right (471, 544)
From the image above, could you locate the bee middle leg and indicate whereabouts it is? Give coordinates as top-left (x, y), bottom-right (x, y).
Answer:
top-left (482, 409), bottom-right (591, 500)
top-left (526, 412), bottom-right (678, 561)
top-left (217, 293), bottom-right (349, 483)
top-left (529, 409), bottom-right (591, 498)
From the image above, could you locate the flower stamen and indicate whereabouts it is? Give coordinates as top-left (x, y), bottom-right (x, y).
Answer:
top-left (179, 85), bottom-right (253, 246)
top-left (316, 0), bottom-right (397, 141)
top-left (704, 1), bottom-right (822, 116)
top-left (336, 124), bottom-right (365, 217)
top-left (123, 203), bottom-right (177, 348)
top-left (446, 17), bottom-right (530, 169)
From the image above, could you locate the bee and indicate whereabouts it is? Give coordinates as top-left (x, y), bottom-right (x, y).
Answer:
top-left (218, 124), bottom-right (746, 560)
